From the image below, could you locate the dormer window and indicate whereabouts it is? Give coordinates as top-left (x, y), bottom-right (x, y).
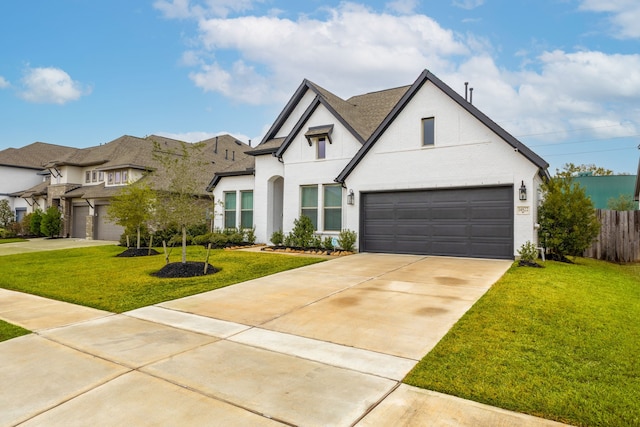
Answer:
top-left (305, 124), bottom-right (333, 160)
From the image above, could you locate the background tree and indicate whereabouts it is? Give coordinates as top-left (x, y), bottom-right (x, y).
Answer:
top-left (557, 163), bottom-right (613, 178)
top-left (152, 141), bottom-right (212, 264)
top-left (607, 194), bottom-right (638, 211)
top-left (538, 176), bottom-right (600, 258)
top-left (40, 206), bottom-right (62, 238)
top-left (0, 200), bottom-right (13, 228)
top-left (107, 183), bottom-right (155, 249)
top-left (29, 209), bottom-right (43, 236)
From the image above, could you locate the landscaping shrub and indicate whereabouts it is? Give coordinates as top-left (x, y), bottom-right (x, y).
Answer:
top-left (310, 234), bottom-right (322, 248)
top-left (244, 227), bottom-right (256, 244)
top-left (40, 206), bottom-right (62, 238)
top-left (270, 230), bottom-right (284, 246)
top-left (290, 215), bottom-right (315, 247)
top-left (323, 236), bottom-right (334, 250)
top-left (29, 210), bottom-right (43, 237)
top-left (337, 229), bottom-right (357, 252)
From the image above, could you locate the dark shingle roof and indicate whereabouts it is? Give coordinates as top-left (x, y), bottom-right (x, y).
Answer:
top-left (0, 142), bottom-right (78, 169)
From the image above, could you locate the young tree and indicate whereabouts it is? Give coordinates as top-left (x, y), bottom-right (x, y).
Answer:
top-left (152, 141), bottom-right (212, 264)
top-left (557, 163), bottom-right (613, 178)
top-left (29, 209), bottom-right (43, 236)
top-left (606, 194), bottom-right (638, 211)
top-left (0, 200), bottom-right (13, 228)
top-left (538, 177), bottom-right (600, 258)
top-left (40, 206), bottom-right (62, 238)
top-left (106, 183), bottom-right (155, 249)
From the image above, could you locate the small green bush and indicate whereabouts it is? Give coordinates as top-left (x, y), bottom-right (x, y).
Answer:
top-left (244, 227), bottom-right (256, 244)
top-left (518, 241), bottom-right (538, 262)
top-left (310, 234), bottom-right (322, 248)
top-left (270, 230), bottom-right (284, 246)
top-left (291, 215), bottom-right (315, 247)
top-left (227, 231), bottom-right (244, 245)
top-left (322, 236), bottom-right (334, 250)
top-left (337, 229), bottom-right (357, 252)
top-left (40, 206), bottom-right (62, 238)
top-left (283, 233), bottom-right (294, 247)
top-left (29, 210), bottom-right (43, 237)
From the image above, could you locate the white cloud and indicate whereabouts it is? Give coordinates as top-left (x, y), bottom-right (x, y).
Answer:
top-left (452, 0), bottom-right (484, 10)
top-left (0, 76), bottom-right (9, 89)
top-left (191, 3), bottom-right (468, 103)
top-left (19, 67), bottom-right (90, 104)
top-left (579, 0), bottom-right (640, 39)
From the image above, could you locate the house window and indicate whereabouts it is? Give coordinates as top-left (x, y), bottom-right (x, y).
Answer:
top-left (85, 171), bottom-right (91, 183)
top-left (107, 172), bottom-right (114, 185)
top-left (122, 170), bottom-right (128, 184)
top-left (115, 171), bottom-right (121, 184)
top-left (92, 171), bottom-right (97, 182)
top-left (317, 137), bottom-right (326, 159)
top-left (323, 185), bottom-right (342, 231)
top-left (300, 185), bottom-right (318, 230)
top-left (422, 117), bottom-right (435, 146)
top-left (224, 192), bottom-right (237, 229)
top-left (240, 191), bottom-right (253, 229)
top-left (99, 171), bottom-right (104, 182)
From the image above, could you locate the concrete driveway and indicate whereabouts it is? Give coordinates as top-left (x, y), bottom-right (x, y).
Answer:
top-left (0, 253), bottom-right (568, 426)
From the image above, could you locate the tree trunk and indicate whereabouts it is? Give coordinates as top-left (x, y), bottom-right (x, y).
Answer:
top-left (136, 226), bottom-right (141, 249)
top-left (181, 225), bottom-right (187, 264)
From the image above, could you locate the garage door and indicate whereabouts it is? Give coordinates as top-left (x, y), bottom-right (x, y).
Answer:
top-left (72, 205), bottom-right (89, 238)
top-left (95, 205), bottom-right (124, 241)
top-left (361, 186), bottom-right (514, 259)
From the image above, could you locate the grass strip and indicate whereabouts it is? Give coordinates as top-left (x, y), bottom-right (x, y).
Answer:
top-left (0, 320), bottom-right (30, 342)
top-left (0, 238), bottom-right (28, 244)
top-left (0, 246), bottom-right (325, 313)
top-left (404, 258), bottom-right (640, 427)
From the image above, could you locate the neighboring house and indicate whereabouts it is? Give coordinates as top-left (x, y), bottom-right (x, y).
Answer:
top-left (209, 69), bottom-right (549, 259)
top-left (573, 174), bottom-right (638, 210)
top-left (13, 134), bottom-right (249, 240)
top-left (0, 142), bottom-right (77, 222)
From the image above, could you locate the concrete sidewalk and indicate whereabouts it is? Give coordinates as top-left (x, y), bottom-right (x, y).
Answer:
top-left (0, 253), bottom-right (570, 426)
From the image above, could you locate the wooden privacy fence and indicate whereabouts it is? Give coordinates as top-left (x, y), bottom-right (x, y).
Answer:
top-left (584, 209), bottom-right (640, 263)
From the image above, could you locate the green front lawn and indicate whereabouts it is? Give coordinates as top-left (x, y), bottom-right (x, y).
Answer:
top-left (0, 319), bottom-right (30, 342)
top-left (404, 258), bottom-right (640, 427)
top-left (0, 246), bottom-right (325, 313)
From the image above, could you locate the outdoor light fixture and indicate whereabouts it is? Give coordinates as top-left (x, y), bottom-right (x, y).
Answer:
top-left (519, 181), bottom-right (527, 201)
top-left (347, 189), bottom-right (355, 205)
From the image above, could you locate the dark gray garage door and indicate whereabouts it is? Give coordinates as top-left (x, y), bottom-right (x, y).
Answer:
top-left (72, 205), bottom-right (89, 238)
top-left (361, 186), bottom-right (513, 259)
top-left (95, 205), bottom-right (124, 241)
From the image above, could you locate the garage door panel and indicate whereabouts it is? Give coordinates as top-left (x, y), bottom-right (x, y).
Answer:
top-left (72, 206), bottom-right (89, 238)
top-left (96, 205), bottom-right (124, 241)
top-left (361, 187), bottom-right (513, 259)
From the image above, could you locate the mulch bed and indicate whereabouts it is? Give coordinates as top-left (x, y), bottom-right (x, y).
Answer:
top-left (151, 262), bottom-right (218, 278)
top-left (518, 260), bottom-right (544, 268)
top-left (116, 248), bottom-right (160, 257)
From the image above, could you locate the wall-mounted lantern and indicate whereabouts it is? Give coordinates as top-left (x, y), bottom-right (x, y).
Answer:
top-left (519, 181), bottom-right (527, 201)
top-left (347, 189), bottom-right (355, 205)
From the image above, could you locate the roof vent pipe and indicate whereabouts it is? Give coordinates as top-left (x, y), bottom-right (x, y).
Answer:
top-left (225, 149), bottom-right (228, 160)
top-left (464, 82), bottom-right (468, 101)
top-left (248, 139), bottom-right (251, 147)
top-left (232, 151), bottom-right (235, 161)
top-left (469, 87), bottom-right (473, 105)
top-left (214, 136), bottom-right (218, 154)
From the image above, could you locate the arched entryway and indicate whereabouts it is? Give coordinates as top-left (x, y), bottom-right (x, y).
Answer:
top-left (267, 175), bottom-right (284, 238)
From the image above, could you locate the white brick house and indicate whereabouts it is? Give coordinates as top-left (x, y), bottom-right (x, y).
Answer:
top-left (213, 69), bottom-right (549, 259)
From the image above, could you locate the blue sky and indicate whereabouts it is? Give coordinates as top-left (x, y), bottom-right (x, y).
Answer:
top-left (1, 0), bottom-right (639, 173)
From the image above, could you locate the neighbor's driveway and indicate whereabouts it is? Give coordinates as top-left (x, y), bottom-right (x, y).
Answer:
top-left (0, 253), bottom-right (567, 426)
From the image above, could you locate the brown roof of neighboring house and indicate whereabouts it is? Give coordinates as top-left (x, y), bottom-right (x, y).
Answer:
top-left (0, 142), bottom-right (78, 170)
